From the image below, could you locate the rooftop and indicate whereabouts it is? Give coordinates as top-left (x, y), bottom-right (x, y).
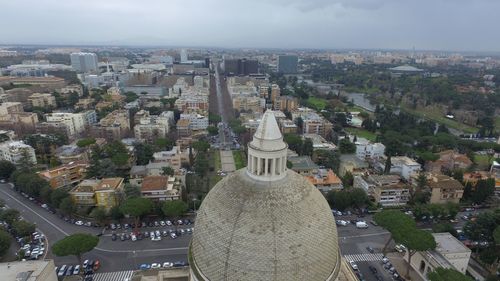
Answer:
top-left (289, 156), bottom-right (319, 170)
top-left (141, 176), bottom-right (168, 191)
top-left (0, 260), bottom-right (55, 281)
top-left (429, 174), bottom-right (464, 190)
top-left (433, 232), bottom-right (471, 254)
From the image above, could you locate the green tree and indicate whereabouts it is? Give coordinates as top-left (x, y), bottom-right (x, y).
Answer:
top-left (208, 113), bottom-right (222, 124)
top-left (350, 188), bottom-right (368, 209)
top-left (192, 141), bottom-right (210, 153)
top-left (384, 155), bottom-right (392, 174)
top-left (194, 153), bottom-right (209, 177)
top-left (326, 190), bottom-right (351, 211)
top-left (403, 230), bottom-right (436, 277)
top-left (134, 143), bottom-right (154, 165)
top-left (374, 210), bottom-right (417, 254)
top-left (493, 225), bottom-right (500, 246)
top-left (120, 198), bottom-right (153, 230)
top-left (161, 166), bottom-right (175, 176)
top-left (207, 126), bottom-right (219, 136)
top-left (284, 133), bottom-right (303, 154)
top-left (463, 210), bottom-right (500, 243)
top-left (90, 207), bottom-right (107, 224)
top-left (302, 138), bottom-right (314, 156)
top-left (59, 197), bottom-right (75, 216)
top-left (123, 184), bottom-right (141, 199)
top-left (12, 220), bottom-right (36, 237)
top-left (342, 171), bottom-right (354, 187)
top-left (76, 138), bottom-right (96, 147)
top-left (428, 267), bottom-right (473, 281)
top-left (161, 200), bottom-right (188, 218)
top-left (50, 189), bottom-right (69, 209)
top-left (154, 138), bottom-right (174, 151)
top-left (338, 138), bottom-right (356, 154)
top-left (0, 230), bottom-right (11, 257)
top-left (0, 209), bottom-right (20, 225)
top-left (0, 160), bottom-right (16, 179)
top-left (52, 233), bottom-right (99, 267)
top-left (109, 206), bottom-right (123, 221)
top-left (432, 223), bottom-right (458, 237)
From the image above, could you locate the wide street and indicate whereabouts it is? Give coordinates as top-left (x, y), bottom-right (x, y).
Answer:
top-left (0, 183), bottom-right (189, 272)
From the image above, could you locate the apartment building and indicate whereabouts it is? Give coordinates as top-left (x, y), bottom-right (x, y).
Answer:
top-left (28, 93), bottom-right (57, 108)
top-left (0, 140), bottom-right (37, 165)
top-left (70, 177), bottom-right (124, 209)
top-left (355, 138), bottom-right (386, 159)
top-left (152, 146), bottom-right (189, 170)
top-left (274, 95), bottom-right (299, 112)
top-left (176, 119), bottom-right (191, 137)
top-left (353, 174), bottom-right (409, 207)
top-left (428, 174), bottom-right (464, 204)
top-left (92, 110), bottom-right (130, 141)
top-left (38, 161), bottom-right (88, 189)
top-left (134, 113), bottom-right (171, 142)
top-left (179, 113), bottom-right (208, 131)
top-left (140, 176), bottom-right (181, 202)
top-left (304, 168), bottom-right (343, 193)
top-left (377, 156), bottom-right (421, 180)
top-left (232, 96), bottom-right (264, 113)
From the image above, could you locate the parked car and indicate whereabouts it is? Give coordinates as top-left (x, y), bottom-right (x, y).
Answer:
top-left (139, 264), bottom-right (151, 270)
top-left (151, 263), bottom-right (161, 269)
top-left (75, 221), bottom-right (84, 226)
top-left (162, 262), bottom-right (173, 268)
top-left (73, 265), bottom-right (80, 275)
top-left (369, 265), bottom-right (378, 274)
top-left (349, 260), bottom-right (358, 271)
top-left (58, 265), bottom-right (67, 277)
top-left (366, 246), bottom-right (375, 253)
top-left (395, 244), bottom-right (406, 253)
top-left (66, 265), bottom-right (74, 276)
top-left (336, 220), bottom-right (348, 226)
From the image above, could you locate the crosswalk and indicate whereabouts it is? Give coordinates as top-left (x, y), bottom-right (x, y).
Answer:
top-left (344, 253), bottom-right (384, 262)
top-left (91, 270), bottom-right (134, 281)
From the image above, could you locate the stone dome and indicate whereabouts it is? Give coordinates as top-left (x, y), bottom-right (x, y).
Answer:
top-left (190, 169), bottom-right (341, 281)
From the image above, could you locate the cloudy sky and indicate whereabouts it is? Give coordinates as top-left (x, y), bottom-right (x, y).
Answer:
top-left (1, 0), bottom-right (499, 51)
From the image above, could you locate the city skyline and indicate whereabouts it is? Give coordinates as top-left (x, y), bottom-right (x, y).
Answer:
top-left (2, 0), bottom-right (500, 52)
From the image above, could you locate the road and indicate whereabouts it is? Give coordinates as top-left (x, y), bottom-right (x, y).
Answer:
top-left (0, 183), bottom-right (189, 272)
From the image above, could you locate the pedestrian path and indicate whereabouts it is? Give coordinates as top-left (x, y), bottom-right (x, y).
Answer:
top-left (91, 270), bottom-right (134, 281)
top-left (344, 253), bottom-right (384, 262)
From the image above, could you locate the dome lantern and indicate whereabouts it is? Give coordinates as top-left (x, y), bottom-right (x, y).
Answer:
top-left (246, 110), bottom-right (288, 182)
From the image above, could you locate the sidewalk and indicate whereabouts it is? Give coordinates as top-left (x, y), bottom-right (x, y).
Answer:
top-left (387, 252), bottom-right (425, 281)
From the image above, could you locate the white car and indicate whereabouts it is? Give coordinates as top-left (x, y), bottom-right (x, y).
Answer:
top-left (162, 262), bottom-right (173, 268)
top-left (336, 220), bottom-right (348, 226)
top-left (166, 220), bottom-right (172, 226)
top-left (151, 263), bottom-right (161, 269)
top-left (131, 234), bottom-right (137, 241)
top-left (395, 244), bottom-right (406, 253)
top-left (160, 221), bottom-right (166, 226)
top-left (349, 260), bottom-right (358, 271)
top-left (75, 221), bottom-right (84, 226)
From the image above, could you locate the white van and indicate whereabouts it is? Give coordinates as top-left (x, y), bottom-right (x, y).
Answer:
top-left (356, 221), bottom-right (368, 229)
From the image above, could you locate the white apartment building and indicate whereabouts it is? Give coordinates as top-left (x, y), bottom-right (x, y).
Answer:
top-left (70, 52), bottom-right (98, 73)
top-left (385, 156), bottom-right (422, 180)
top-left (0, 141), bottom-right (37, 165)
top-left (355, 137), bottom-right (386, 159)
top-left (45, 112), bottom-right (95, 137)
top-left (134, 114), bottom-right (171, 142)
top-left (179, 113), bottom-right (208, 131)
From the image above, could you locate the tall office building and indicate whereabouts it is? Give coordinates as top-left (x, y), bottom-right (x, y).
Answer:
top-left (70, 52), bottom-right (98, 73)
top-left (180, 49), bottom-right (188, 62)
top-left (278, 55), bottom-right (298, 74)
top-left (223, 58), bottom-right (259, 75)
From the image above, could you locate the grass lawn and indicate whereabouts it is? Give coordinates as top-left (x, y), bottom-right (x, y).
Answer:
top-left (473, 154), bottom-right (493, 170)
top-left (233, 150), bottom-right (247, 170)
top-left (213, 149), bottom-right (221, 171)
top-left (403, 106), bottom-right (478, 134)
top-left (346, 127), bottom-right (378, 142)
top-left (307, 96), bottom-right (328, 111)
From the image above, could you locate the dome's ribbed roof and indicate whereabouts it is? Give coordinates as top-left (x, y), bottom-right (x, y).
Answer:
top-left (191, 169), bottom-right (340, 281)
